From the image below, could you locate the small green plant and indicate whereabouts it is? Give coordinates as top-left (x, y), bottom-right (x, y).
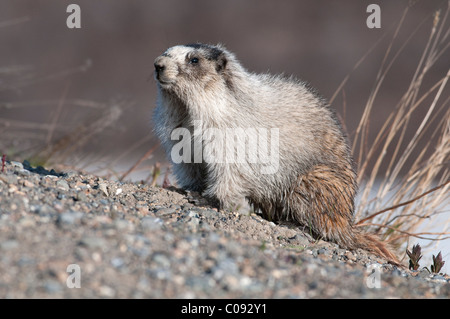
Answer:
top-left (431, 252), bottom-right (445, 274)
top-left (259, 240), bottom-right (267, 251)
top-left (406, 244), bottom-right (422, 271)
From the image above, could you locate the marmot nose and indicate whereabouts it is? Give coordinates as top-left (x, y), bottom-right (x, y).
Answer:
top-left (154, 62), bottom-right (165, 74)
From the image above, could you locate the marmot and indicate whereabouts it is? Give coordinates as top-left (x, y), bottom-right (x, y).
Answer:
top-left (152, 43), bottom-right (399, 265)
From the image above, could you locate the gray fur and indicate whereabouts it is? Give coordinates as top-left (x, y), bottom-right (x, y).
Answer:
top-left (152, 43), bottom-right (399, 264)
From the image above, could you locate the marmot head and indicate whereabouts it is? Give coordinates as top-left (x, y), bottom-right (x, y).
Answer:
top-left (154, 43), bottom-right (237, 97)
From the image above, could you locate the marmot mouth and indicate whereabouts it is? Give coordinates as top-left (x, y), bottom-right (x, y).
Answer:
top-left (157, 79), bottom-right (175, 87)
top-left (154, 72), bottom-right (175, 87)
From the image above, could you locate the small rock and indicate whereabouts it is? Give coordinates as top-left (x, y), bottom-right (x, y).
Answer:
top-left (187, 210), bottom-right (199, 218)
top-left (74, 191), bottom-right (88, 202)
top-left (345, 251), bottom-right (357, 261)
top-left (0, 174), bottom-right (18, 184)
top-left (43, 174), bottom-right (59, 179)
top-left (181, 211), bottom-right (200, 232)
top-left (57, 211), bottom-right (84, 227)
top-left (10, 161), bottom-right (23, 169)
top-left (78, 237), bottom-right (107, 249)
top-left (8, 184), bottom-right (19, 193)
top-left (44, 280), bottom-right (63, 294)
top-left (92, 252), bottom-right (102, 262)
top-left (155, 207), bottom-right (176, 216)
top-left (141, 216), bottom-right (163, 231)
top-left (15, 169), bottom-right (30, 177)
top-left (0, 240), bottom-right (19, 250)
top-left (113, 219), bottom-right (130, 230)
top-left (182, 203), bottom-right (194, 210)
top-left (212, 258), bottom-right (239, 280)
top-left (64, 171), bottom-right (78, 178)
top-left (151, 252), bottom-right (171, 268)
top-left (185, 276), bottom-right (215, 290)
top-left (98, 183), bottom-right (109, 196)
top-left (56, 180), bottom-right (70, 191)
top-left (132, 193), bottom-right (145, 201)
top-left (418, 269), bottom-right (431, 279)
top-left (201, 209), bottom-right (220, 218)
top-left (33, 204), bottom-right (56, 216)
top-left (99, 285), bottom-right (115, 297)
top-left (430, 275), bottom-right (447, 282)
top-left (22, 180), bottom-right (35, 188)
top-left (111, 257), bottom-right (124, 268)
top-left (19, 217), bottom-right (36, 228)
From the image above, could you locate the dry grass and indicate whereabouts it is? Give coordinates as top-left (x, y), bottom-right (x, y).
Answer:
top-left (0, 17), bottom-right (132, 170)
top-left (0, 16), bottom-right (155, 181)
top-left (332, 2), bottom-right (450, 255)
top-left (0, 96), bottom-right (129, 167)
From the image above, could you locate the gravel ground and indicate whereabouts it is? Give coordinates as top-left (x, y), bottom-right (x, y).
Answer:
top-left (0, 160), bottom-right (448, 299)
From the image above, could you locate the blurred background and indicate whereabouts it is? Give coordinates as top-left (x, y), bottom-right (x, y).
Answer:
top-left (0, 0), bottom-right (447, 176)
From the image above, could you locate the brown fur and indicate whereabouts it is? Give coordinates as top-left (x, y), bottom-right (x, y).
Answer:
top-left (252, 163), bottom-right (399, 264)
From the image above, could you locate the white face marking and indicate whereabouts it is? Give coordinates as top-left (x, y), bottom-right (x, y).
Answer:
top-left (165, 45), bottom-right (194, 64)
top-left (155, 45), bottom-right (195, 86)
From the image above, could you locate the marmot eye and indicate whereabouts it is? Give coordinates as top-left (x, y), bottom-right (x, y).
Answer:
top-left (189, 57), bottom-right (199, 64)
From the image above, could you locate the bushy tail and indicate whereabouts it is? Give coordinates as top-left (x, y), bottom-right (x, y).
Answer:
top-left (354, 230), bottom-right (401, 266)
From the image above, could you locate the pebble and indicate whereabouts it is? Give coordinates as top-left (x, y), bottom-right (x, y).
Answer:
top-left (22, 180), bottom-right (35, 188)
top-left (113, 219), bottom-right (130, 230)
top-left (111, 257), bottom-right (125, 268)
top-left (33, 204), bottom-right (56, 216)
top-left (0, 174), bottom-right (17, 184)
top-left (99, 285), bottom-right (116, 297)
top-left (418, 269), bottom-right (431, 279)
top-left (0, 240), bottom-right (19, 250)
top-left (44, 280), bottom-right (63, 293)
top-left (155, 207), bottom-right (176, 216)
top-left (75, 191), bottom-right (88, 202)
top-left (212, 258), bottom-right (239, 280)
top-left (78, 237), bottom-right (107, 249)
top-left (345, 251), bottom-right (357, 261)
top-left (15, 169), bottom-right (30, 177)
top-left (141, 216), bottom-right (163, 231)
top-left (57, 211), bottom-right (84, 226)
top-left (10, 161), bottom-right (24, 169)
top-left (19, 217), bottom-right (35, 228)
top-left (98, 183), bottom-right (109, 196)
top-left (152, 252), bottom-right (171, 268)
top-left (180, 211), bottom-right (200, 232)
top-left (56, 180), bottom-right (70, 191)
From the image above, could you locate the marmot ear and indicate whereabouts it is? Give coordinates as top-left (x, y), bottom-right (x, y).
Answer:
top-left (216, 54), bottom-right (227, 73)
